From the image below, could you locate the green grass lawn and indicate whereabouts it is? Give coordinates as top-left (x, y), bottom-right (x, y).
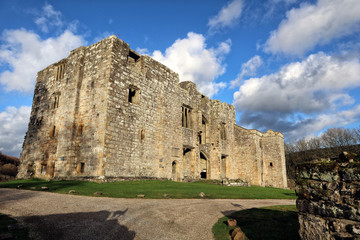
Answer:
top-left (0, 179), bottom-right (296, 199)
top-left (0, 213), bottom-right (31, 240)
top-left (212, 205), bottom-right (300, 240)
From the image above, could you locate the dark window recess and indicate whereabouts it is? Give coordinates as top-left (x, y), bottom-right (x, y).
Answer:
top-left (80, 163), bottom-right (85, 173)
top-left (127, 50), bottom-right (140, 63)
top-left (50, 125), bottom-right (56, 138)
top-left (55, 63), bottom-right (65, 81)
top-left (50, 92), bottom-right (61, 109)
top-left (182, 106), bottom-right (192, 128)
top-left (78, 124), bottom-right (84, 135)
top-left (140, 129), bottom-right (145, 142)
top-left (270, 162), bottom-right (273, 167)
top-left (128, 87), bottom-right (140, 104)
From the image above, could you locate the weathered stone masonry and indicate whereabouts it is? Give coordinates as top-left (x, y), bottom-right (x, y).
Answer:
top-left (18, 35), bottom-right (287, 188)
top-left (296, 154), bottom-right (360, 239)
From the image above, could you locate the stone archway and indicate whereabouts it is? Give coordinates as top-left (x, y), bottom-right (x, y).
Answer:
top-left (171, 161), bottom-right (179, 181)
top-left (200, 152), bottom-right (207, 179)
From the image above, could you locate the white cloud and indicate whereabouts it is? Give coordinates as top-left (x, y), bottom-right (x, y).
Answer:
top-left (34, 3), bottom-right (63, 33)
top-left (286, 105), bottom-right (360, 139)
top-left (0, 106), bottom-right (31, 157)
top-left (264, 0), bottom-right (360, 55)
top-left (152, 32), bottom-right (231, 97)
top-left (136, 47), bottom-right (149, 55)
top-left (233, 52), bottom-right (360, 139)
top-left (234, 52), bottom-right (360, 113)
top-left (208, 0), bottom-right (243, 33)
top-left (0, 28), bottom-right (85, 93)
top-left (231, 55), bottom-right (262, 88)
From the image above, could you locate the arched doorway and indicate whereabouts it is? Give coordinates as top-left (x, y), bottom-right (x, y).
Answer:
top-left (171, 161), bottom-right (179, 181)
top-left (200, 152), bottom-right (207, 179)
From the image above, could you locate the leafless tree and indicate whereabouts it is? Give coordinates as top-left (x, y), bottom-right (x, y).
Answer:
top-left (321, 127), bottom-right (357, 148)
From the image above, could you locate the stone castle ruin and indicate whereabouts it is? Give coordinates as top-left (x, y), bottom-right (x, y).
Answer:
top-left (17, 36), bottom-right (287, 188)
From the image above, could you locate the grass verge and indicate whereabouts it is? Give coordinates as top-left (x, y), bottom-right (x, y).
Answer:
top-left (212, 205), bottom-right (300, 240)
top-left (0, 213), bottom-right (31, 240)
top-left (0, 179), bottom-right (296, 199)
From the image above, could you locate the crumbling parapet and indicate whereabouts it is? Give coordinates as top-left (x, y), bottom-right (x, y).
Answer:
top-left (295, 153), bottom-right (360, 239)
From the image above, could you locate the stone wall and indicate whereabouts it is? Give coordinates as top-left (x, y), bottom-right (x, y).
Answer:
top-left (233, 126), bottom-right (287, 188)
top-left (18, 35), bottom-right (288, 188)
top-left (295, 154), bottom-right (360, 239)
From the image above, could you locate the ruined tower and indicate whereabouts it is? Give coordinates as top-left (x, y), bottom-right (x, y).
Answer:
top-left (17, 35), bottom-right (287, 188)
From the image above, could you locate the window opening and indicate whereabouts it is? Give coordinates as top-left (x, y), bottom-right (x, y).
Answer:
top-left (41, 164), bottom-right (47, 175)
top-left (200, 152), bottom-right (207, 179)
top-left (182, 106), bottom-right (192, 128)
top-left (128, 87), bottom-right (140, 104)
top-left (140, 129), bottom-right (145, 142)
top-left (50, 92), bottom-right (61, 109)
top-left (50, 125), bottom-right (56, 138)
top-left (200, 116), bottom-right (207, 144)
top-left (78, 124), bottom-right (84, 135)
top-left (270, 162), bottom-right (273, 167)
top-left (221, 155), bottom-right (227, 179)
top-left (55, 63), bottom-right (65, 81)
top-left (127, 50), bottom-right (140, 64)
top-left (80, 162), bottom-right (85, 173)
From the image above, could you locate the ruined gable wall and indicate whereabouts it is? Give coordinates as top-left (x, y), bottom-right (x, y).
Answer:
top-left (18, 37), bottom-right (114, 179)
top-left (232, 126), bottom-right (287, 188)
top-left (103, 36), bottom-right (183, 178)
top-left (261, 131), bottom-right (287, 188)
top-left (233, 126), bottom-right (263, 185)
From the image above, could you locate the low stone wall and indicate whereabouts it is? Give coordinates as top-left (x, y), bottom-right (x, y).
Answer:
top-left (295, 153), bottom-right (360, 239)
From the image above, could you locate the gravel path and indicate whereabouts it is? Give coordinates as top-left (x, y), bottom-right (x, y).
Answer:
top-left (0, 188), bottom-right (295, 240)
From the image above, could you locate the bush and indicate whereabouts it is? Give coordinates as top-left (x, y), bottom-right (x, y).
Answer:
top-left (0, 163), bottom-right (18, 177)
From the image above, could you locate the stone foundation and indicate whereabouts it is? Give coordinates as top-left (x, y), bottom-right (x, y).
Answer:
top-left (295, 153), bottom-right (360, 239)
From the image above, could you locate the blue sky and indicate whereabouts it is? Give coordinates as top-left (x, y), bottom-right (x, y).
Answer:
top-left (1, 0), bottom-right (360, 156)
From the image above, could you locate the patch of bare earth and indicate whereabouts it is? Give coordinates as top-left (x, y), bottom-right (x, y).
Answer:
top-left (0, 188), bottom-right (295, 240)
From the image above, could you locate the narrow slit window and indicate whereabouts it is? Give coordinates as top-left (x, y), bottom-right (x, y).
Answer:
top-left (50, 125), bottom-right (56, 138)
top-left (50, 92), bottom-right (61, 109)
top-left (80, 162), bottom-right (85, 173)
top-left (55, 63), bottom-right (65, 81)
top-left (78, 124), bottom-right (84, 135)
top-left (182, 106), bottom-right (191, 128)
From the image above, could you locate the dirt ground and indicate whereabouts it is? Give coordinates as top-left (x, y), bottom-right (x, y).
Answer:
top-left (0, 188), bottom-right (296, 240)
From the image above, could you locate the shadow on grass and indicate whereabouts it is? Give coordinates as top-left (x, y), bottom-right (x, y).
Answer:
top-left (0, 179), bottom-right (87, 192)
top-left (22, 209), bottom-right (135, 240)
top-left (214, 206), bottom-right (300, 240)
top-left (231, 208), bottom-right (300, 240)
top-left (283, 192), bottom-right (297, 197)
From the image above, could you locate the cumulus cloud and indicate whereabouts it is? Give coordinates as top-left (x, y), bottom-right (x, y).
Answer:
top-left (152, 32), bottom-right (231, 97)
top-left (233, 52), bottom-right (360, 139)
top-left (231, 55), bottom-right (262, 88)
top-left (264, 0), bottom-right (360, 55)
top-left (0, 106), bottom-right (31, 157)
top-left (0, 28), bottom-right (85, 93)
top-left (34, 3), bottom-right (63, 33)
top-left (208, 0), bottom-right (243, 33)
